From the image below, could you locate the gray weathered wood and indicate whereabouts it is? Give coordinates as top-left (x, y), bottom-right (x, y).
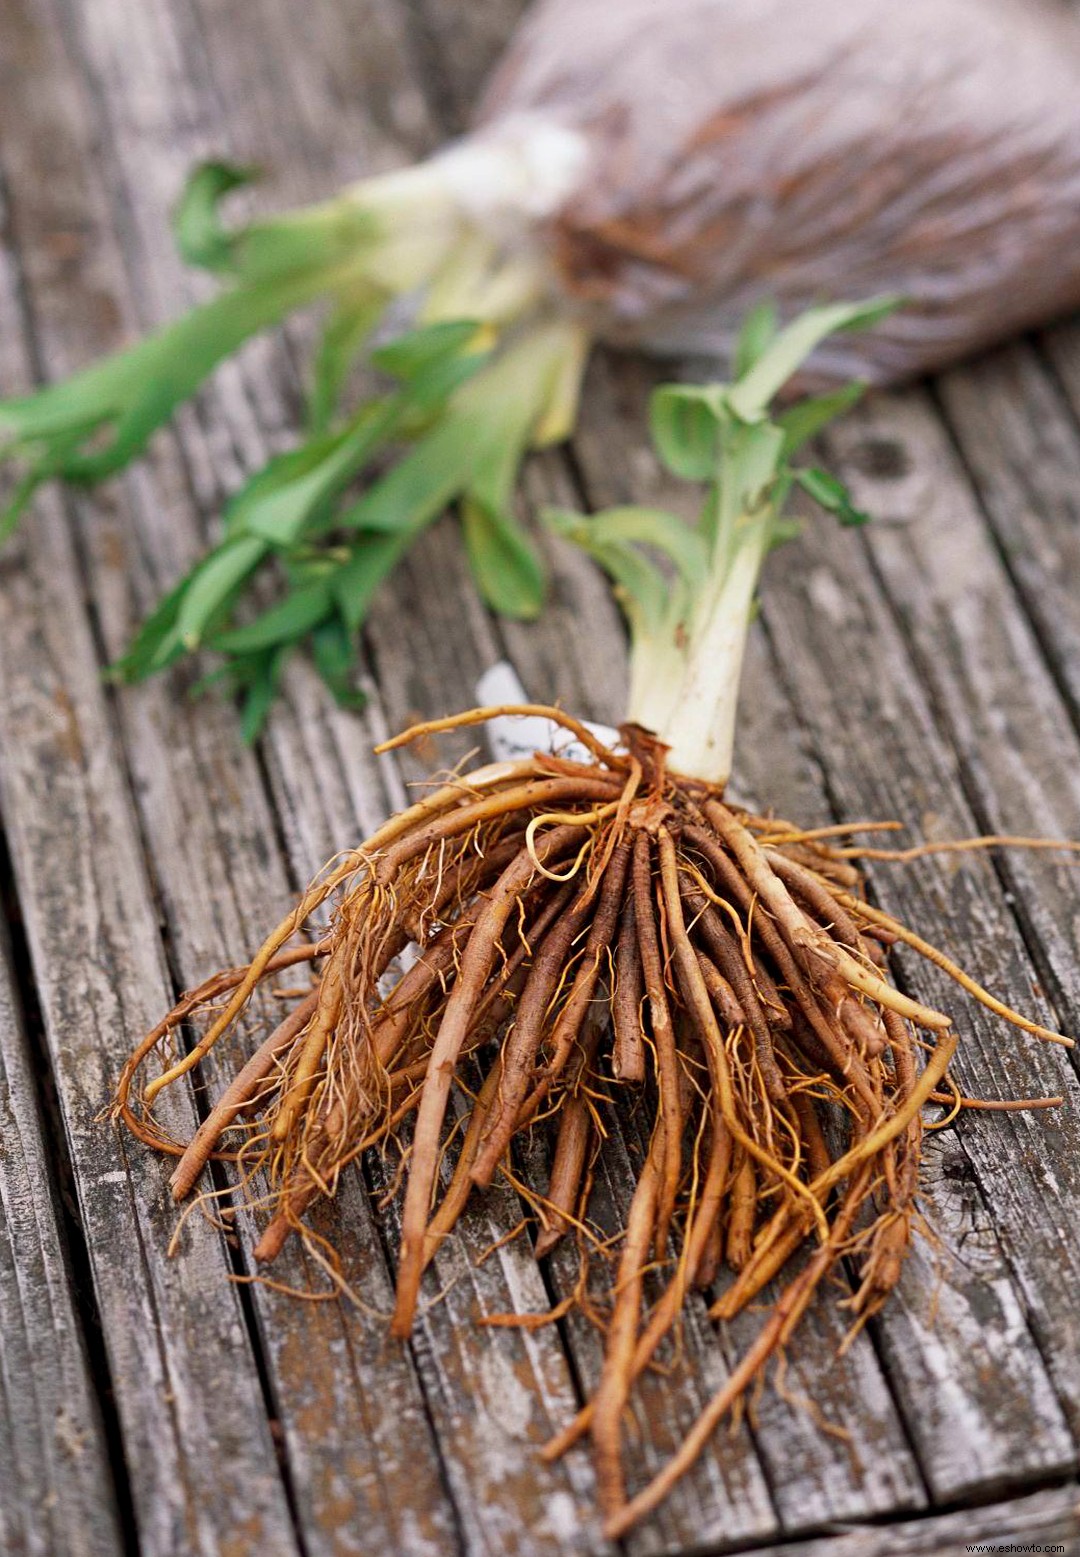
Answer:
top-left (3, 0), bottom-right (614, 1549)
top-left (570, 352), bottom-right (1077, 1511)
top-left (0, 394), bottom-right (299, 1553)
top-left (400, 9), bottom-right (932, 1539)
top-left (2, 0), bottom-right (1080, 1552)
top-left (0, 1), bottom-right (461, 1553)
top-left (0, 3), bottom-right (438, 1557)
top-left (52, 0), bottom-right (777, 1547)
top-left (755, 449), bottom-right (1080, 1500)
top-left (0, 916), bottom-right (122, 1557)
top-left (753, 1482), bottom-right (1080, 1557)
top-left (826, 377), bottom-right (1080, 1442)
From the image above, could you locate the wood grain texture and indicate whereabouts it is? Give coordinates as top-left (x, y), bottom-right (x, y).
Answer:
top-left (0, 914), bottom-right (122, 1557)
top-left (0, 0), bottom-right (460, 1553)
top-left (1, 0), bottom-right (1079, 1552)
top-left (569, 350), bottom-right (1077, 1512)
top-left (753, 1482), bottom-right (1080, 1557)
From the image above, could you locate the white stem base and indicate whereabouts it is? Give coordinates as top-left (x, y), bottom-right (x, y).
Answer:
top-left (627, 532), bottom-right (768, 787)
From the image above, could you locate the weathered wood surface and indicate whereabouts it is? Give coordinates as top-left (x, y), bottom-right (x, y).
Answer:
top-left (0, 906), bottom-right (122, 1557)
top-left (757, 1483), bottom-right (1080, 1557)
top-left (0, 0), bottom-right (1079, 1554)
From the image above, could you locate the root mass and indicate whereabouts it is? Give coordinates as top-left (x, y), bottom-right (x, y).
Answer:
top-left (114, 707), bottom-right (1067, 1535)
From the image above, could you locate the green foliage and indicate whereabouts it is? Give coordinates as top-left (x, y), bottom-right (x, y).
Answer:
top-left (112, 317), bottom-right (562, 725)
top-left (307, 297), bottom-right (383, 434)
top-left (726, 296), bottom-right (897, 421)
top-left (0, 160), bottom-right (576, 738)
top-left (108, 312), bottom-right (573, 731)
top-left (549, 297), bottom-right (897, 653)
top-left (462, 498), bottom-right (545, 619)
top-left (174, 161), bottom-right (260, 271)
top-left (2, 145), bottom-right (895, 752)
top-left (0, 161), bottom-right (374, 519)
top-left (732, 301), bottom-right (779, 379)
top-left (650, 385), bottom-right (728, 482)
top-left (795, 467), bottom-right (871, 527)
top-left (547, 505), bottom-right (707, 642)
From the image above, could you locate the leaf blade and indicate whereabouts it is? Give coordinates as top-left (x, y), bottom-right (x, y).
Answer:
top-left (461, 497), bottom-right (545, 619)
top-left (728, 296), bottom-right (899, 420)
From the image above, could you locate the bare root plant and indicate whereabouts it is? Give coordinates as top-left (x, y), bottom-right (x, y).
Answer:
top-left (114, 704), bottom-right (1070, 1536)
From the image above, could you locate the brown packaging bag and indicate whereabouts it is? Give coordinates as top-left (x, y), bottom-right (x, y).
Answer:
top-left (479, 0), bottom-right (1080, 380)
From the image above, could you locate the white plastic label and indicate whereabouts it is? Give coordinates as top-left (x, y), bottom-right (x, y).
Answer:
top-left (475, 662), bottom-right (621, 765)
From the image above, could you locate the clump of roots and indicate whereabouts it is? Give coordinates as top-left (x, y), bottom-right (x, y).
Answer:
top-left (114, 705), bottom-right (1071, 1536)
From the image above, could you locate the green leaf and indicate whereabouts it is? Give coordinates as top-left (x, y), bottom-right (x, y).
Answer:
top-left (733, 302), bottom-right (779, 378)
top-left (340, 414), bottom-right (475, 537)
top-left (708, 420), bottom-right (786, 554)
top-left (777, 382), bottom-right (865, 458)
top-left (210, 579), bottom-right (334, 654)
top-left (461, 497), bottom-right (545, 618)
top-left (796, 466), bottom-right (872, 527)
top-left (0, 262), bottom-right (339, 485)
top-left (330, 532), bottom-right (410, 632)
top-left (228, 198), bottom-right (375, 284)
top-left (767, 515), bottom-right (803, 552)
top-left (1, 467), bottom-right (47, 541)
top-left (110, 574), bottom-right (192, 682)
top-left (571, 505), bottom-right (708, 586)
top-left (225, 401), bottom-right (399, 547)
top-left (727, 422), bottom-right (786, 512)
top-left (307, 296), bottom-right (382, 433)
top-left (237, 328), bottom-right (492, 550)
top-left (311, 614), bottom-right (366, 708)
top-left (238, 648), bottom-right (289, 744)
top-left (728, 296), bottom-right (900, 421)
top-left (649, 384), bottom-right (727, 481)
top-left (545, 506), bottom-right (676, 641)
top-left (334, 338), bottom-right (538, 545)
top-left (174, 161), bottom-right (258, 272)
top-left (403, 347), bottom-right (490, 418)
top-left (340, 340), bottom-right (541, 544)
top-left (175, 534), bottom-right (269, 648)
top-left (371, 319), bottom-right (481, 382)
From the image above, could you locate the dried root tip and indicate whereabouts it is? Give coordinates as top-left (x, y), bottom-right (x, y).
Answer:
top-left (114, 710), bottom-right (1071, 1539)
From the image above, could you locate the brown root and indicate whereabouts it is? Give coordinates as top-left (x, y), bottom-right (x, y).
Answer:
top-left (115, 706), bottom-right (1070, 1536)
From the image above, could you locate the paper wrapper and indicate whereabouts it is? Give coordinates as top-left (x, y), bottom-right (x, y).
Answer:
top-left (478, 0), bottom-right (1080, 382)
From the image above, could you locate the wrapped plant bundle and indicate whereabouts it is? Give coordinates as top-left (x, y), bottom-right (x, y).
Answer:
top-left (3, 0), bottom-right (1080, 727)
top-left (116, 305), bottom-right (1074, 1535)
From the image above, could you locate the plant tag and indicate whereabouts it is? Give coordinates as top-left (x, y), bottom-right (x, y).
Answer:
top-left (476, 661), bottom-right (621, 764)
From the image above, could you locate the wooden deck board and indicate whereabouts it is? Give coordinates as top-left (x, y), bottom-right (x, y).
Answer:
top-left (0, 902), bottom-right (123, 1557)
top-left (0, 0), bottom-right (1079, 1553)
top-left (570, 353), bottom-right (1078, 1510)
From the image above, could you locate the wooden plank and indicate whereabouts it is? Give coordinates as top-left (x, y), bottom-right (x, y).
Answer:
top-left (514, 431), bottom-right (928, 1543)
top-left (557, 334), bottom-right (1080, 1511)
top-left (128, 0), bottom-right (950, 1541)
top-left (754, 1482), bottom-right (1080, 1557)
top-left (173, 0), bottom-right (776, 1544)
top-left (0, 3), bottom-right (457, 1557)
top-left (0, 2), bottom-right (463, 1554)
top-left (0, 910), bottom-right (124, 1557)
top-left (954, 331), bottom-right (1080, 729)
top-left (0, 381), bottom-right (300, 1553)
top-left (50, 0), bottom-right (780, 1546)
top-left (4, 0), bottom-right (1077, 1552)
top-left (293, 0), bottom-right (887, 1540)
top-left (824, 378), bottom-right (1080, 1441)
top-left (521, 1111), bottom-right (782, 1557)
top-left (389, 1), bottom-right (932, 1540)
top-left (747, 435), bottom-right (1080, 1500)
top-left (6, 0), bottom-right (614, 1549)
top-left (0, 40), bottom-right (307, 1532)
